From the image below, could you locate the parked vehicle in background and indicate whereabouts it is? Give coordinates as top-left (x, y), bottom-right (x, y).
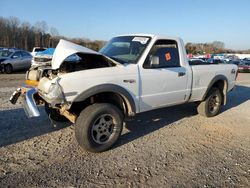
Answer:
top-left (10, 34), bottom-right (238, 152)
top-left (199, 57), bottom-right (209, 62)
top-left (31, 47), bottom-right (47, 57)
top-left (243, 58), bottom-right (250, 61)
top-left (188, 58), bottom-right (208, 65)
top-left (207, 58), bottom-right (226, 64)
top-left (238, 62), bottom-right (250, 72)
top-left (32, 48), bottom-right (54, 66)
top-left (0, 49), bottom-right (32, 73)
top-left (0, 49), bottom-right (13, 60)
top-left (227, 60), bottom-right (241, 65)
top-left (32, 48), bottom-right (80, 67)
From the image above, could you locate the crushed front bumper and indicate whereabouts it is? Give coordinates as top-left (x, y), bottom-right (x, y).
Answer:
top-left (10, 87), bottom-right (40, 118)
top-left (10, 86), bottom-right (77, 123)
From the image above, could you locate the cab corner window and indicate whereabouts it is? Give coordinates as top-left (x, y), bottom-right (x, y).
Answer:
top-left (144, 40), bottom-right (180, 68)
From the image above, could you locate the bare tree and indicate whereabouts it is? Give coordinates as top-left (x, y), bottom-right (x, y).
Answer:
top-left (8, 16), bottom-right (20, 47)
top-left (186, 41), bottom-right (227, 54)
top-left (49, 27), bottom-right (59, 47)
top-left (21, 22), bottom-right (30, 50)
top-left (50, 27), bottom-right (59, 37)
top-left (34, 21), bottom-right (48, 47)
top-left (212, 41), bottom-right (225, 50)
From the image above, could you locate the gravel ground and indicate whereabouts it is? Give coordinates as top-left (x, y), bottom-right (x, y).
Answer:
top-left (0, 72), bottom-right (249, 187)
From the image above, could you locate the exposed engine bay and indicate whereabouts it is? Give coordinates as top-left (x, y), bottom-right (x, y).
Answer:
top-left (26, 53), bottom-right (116, 83)
top-left (25, 39), bottom-right (121, 84)
top-left (59, 53), bottom-right (115, 73)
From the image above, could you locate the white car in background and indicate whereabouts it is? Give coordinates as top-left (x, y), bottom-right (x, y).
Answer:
top-left (31, 48), bottom-right (54, 67)
top-left (30, 47), bottom-right (47, 57)
top-left (31, 48), bottom-right (80, 67)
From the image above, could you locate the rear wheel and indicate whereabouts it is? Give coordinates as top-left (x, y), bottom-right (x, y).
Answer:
top-left (197, 87), bottom-right (222, 117)
top-left (75, 103), bottom-right (123, 152)
top-left (5, 64), bottom-right (13, 74)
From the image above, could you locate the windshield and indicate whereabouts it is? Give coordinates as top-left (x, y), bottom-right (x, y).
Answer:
top-left (35, 48), bottom-right (46, 52)
top-left (99, 36), bottom-right (151, 64)
top-left (0, 50), bottom-right (12, 57)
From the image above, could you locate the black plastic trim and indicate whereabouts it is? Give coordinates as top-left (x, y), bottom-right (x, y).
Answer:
top-left (74, 84), bottom-right (136, 115)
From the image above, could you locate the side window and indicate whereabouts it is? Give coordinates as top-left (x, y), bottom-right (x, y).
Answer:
top-left (12, 51), bottom-right (22, 58)
top-left (21, 51), bottom-right (31, 57)
top-left (144, 40), bottom-right (180, 68)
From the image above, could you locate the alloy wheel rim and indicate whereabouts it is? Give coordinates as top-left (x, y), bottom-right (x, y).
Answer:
top-left (208, 94), bottom-right (220, 113)
top-left (91, 114), bottom-right (115, 144)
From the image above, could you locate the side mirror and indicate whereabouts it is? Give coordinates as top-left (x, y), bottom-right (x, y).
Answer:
top-left (150, 56), bottom-right (159, 67)
top-left (12, 55), bottom-right (18, 59)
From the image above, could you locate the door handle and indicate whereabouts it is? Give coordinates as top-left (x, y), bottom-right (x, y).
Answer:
top-left (178, 72), bottom-right (186, 77)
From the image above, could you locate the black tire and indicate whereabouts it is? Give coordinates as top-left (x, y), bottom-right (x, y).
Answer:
top-left (44, 103), bottom-right (68, 122)
top-left (75, 103), bottom-right (123, 152)
top-left (197, 87), bottom-right (222, 117)
top-left (5, 64), bottom-right (13, 74)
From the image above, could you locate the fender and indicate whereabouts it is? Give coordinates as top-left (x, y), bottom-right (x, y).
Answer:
top-left (74, 84), bottom-right (136, 116)
top-left (202, 75), bottom-right (228, 104)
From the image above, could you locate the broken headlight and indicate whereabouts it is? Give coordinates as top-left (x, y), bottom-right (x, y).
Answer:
top-left (46, 78), bottom-right (65, 104)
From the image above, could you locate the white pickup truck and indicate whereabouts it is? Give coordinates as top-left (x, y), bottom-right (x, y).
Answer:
top-left (10, 34), bottom-right (237, 152)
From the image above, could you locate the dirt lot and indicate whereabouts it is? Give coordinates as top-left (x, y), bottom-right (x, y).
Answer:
top-left (0, 73), bottom-right (249, 187)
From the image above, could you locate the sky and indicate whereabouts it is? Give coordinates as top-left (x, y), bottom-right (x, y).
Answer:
top-left (1, 0), bottom-right (250, 50)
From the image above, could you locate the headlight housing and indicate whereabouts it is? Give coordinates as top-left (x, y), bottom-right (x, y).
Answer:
top-left (47, 78), bottom-right (64, 100)
top-left (48, 82), bottom-right (62, 99)
top-left (44, 78), bottom-right (65, 106)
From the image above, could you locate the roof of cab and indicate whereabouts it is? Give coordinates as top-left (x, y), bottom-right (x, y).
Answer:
top-left (116, 33), bottom-right (182, 41)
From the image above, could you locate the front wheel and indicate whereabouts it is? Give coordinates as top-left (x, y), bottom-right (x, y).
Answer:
top-left (5, 64), bottom-right (13, 74)
top-left (75, 103), bottom-right (123, 152)
top-left (197, 87), bottom-right (222, 117)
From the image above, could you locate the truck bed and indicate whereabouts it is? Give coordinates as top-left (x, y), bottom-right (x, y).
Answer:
top-left (189, 64), bottom-right (237, 102)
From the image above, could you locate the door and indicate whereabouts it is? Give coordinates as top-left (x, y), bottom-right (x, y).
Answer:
top-left (21, 51), bottom-right (32, 69)
top-left (11, 51), bottom-right (23, 70)
top-left (139, 39), bottom-right (188, 112)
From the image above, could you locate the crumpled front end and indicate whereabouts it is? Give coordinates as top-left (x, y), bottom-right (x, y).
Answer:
top-left (37, 77), bottom-right (66, 107)
top-left (9, 83), bottom-right (77, 123)
top-left (9, 39), bottom-right (116, 123)
top-left (10, 77), bottom-right (66, 117)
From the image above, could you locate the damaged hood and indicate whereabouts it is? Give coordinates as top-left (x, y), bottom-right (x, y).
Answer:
top-left (52, 39), bottom-right (120, 69)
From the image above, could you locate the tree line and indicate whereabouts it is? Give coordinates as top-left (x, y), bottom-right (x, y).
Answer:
top-left (185, 41), bottom-right (250, 55)
top-left (1, 16), bottom-right (249, 54)
top-left (0, 16), bottom-right (105, 52)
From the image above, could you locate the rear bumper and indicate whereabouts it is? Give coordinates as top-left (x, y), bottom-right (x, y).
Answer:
top-left (10, 87), bottom-right (40, 118)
